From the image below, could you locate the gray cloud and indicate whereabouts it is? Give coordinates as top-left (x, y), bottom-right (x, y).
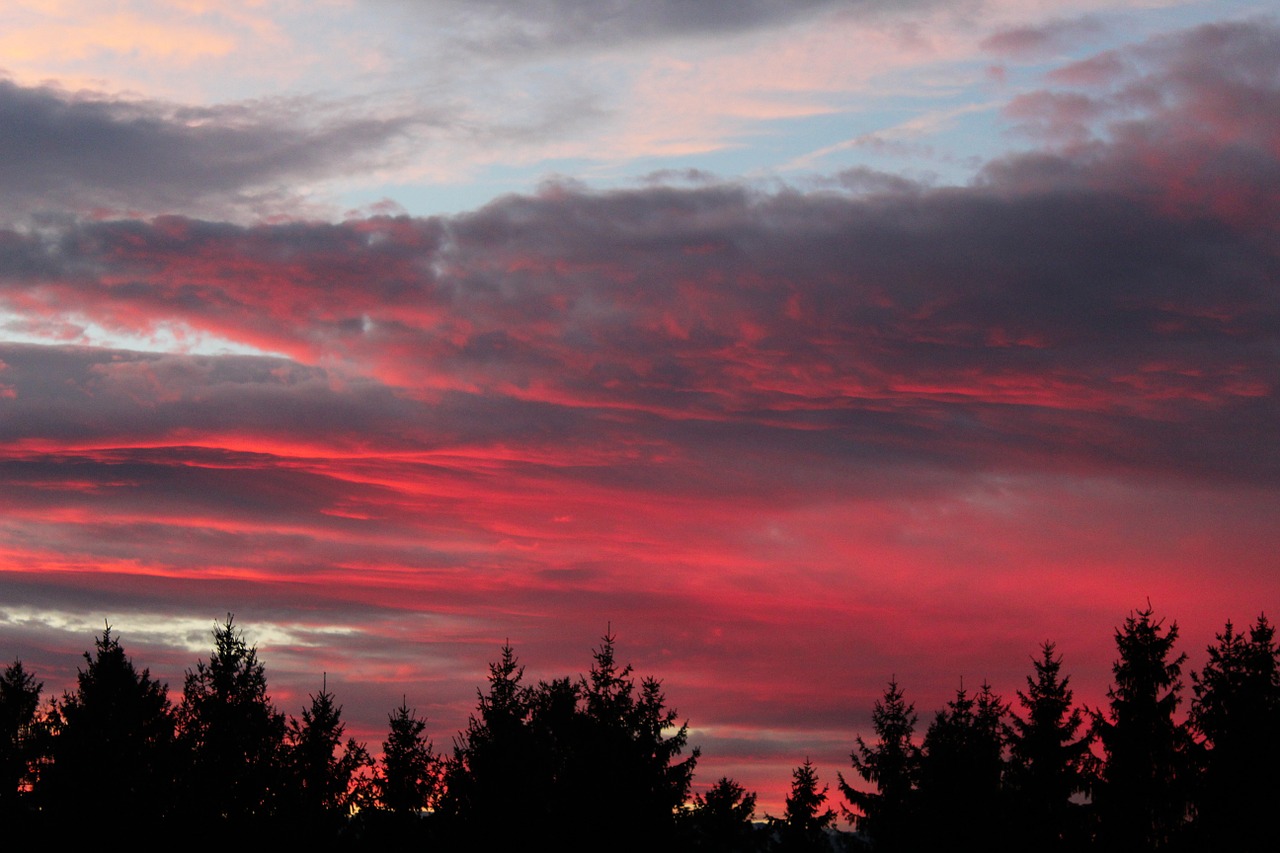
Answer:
top-left (2, 120), bottom-right (1277, 486)
top-left (396, 0), bottom-right (852, 56)
top-left (0, 80), bottom-right (418, 221)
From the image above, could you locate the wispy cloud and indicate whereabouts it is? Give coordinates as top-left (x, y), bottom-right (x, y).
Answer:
top-left (783, 101), bottom-right (1001, 171)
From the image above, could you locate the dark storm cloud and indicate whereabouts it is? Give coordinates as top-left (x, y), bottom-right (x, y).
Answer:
top-left (0, 79), bottom-right (416, 219)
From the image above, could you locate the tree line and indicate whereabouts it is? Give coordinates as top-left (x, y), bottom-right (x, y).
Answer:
top-left (1, 606), bottom-right (1277, 851)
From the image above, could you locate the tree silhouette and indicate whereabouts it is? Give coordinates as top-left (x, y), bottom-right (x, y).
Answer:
top-left (437, 633), bottom-right (699, 852)
top-left (917, 681), bottom-right (1009, 851)
top-left (1188, 615), bottom-right (1280, 850)
top-left (376, 697), bottom-right (437, 814)
top-left (687, 776), bottom-right (760, 852)
top-left (839, 678), bottom-right (920, 852)
top-left (0, 660), bottom-right (42, 815)
top-left (1092, 605), bottom-right (1193, 851)
top-left (41, 626), bottom-right (176, 823)
top-left (285, 677), bottom-right (373, 823)
top-left (1005, 642), bottom-right (1091, 851)
top-left (35, 606), bottom-right (1280, 845)
top-left (435, 642), bottom-right (539, 843)
top-left (176, 614), bottom-right (286, 823)
top-left (774, 758), bottom-right (837, 852)
top-left (575, 630), bottom-right (700, 846)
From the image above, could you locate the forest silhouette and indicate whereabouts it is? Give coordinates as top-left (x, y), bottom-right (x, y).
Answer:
top-left (2, 606), bottom-right (1277, 851)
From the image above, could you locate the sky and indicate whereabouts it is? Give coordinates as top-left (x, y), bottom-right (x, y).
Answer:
top-left (1, 0), bottom-right (1278, 815)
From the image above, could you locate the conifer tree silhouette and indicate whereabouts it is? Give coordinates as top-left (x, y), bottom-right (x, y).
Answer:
top-left (917, 681), bottom-right (1009, 851)
top-left (438, 633), bottom-right (698, 852)
top-left (41, 626), bottom-right (176, 823)
top-left (376, 697), bottom-right (437, 814)
top-left (0, 659), bottom-right (42, 815)
top-left (285, 675), bottom-right (373, 823)
top-left (435, 641), bottom-right (538, 842)
top-left (839, 678), bottom-right (920, 852)
top-left (38, 608), bottom-right (1280, 847)
top-left (1092, 605), bottom-right (1193, 851)
top-left (1006, 642), bottom-right (1090, 851)
top-left (176, 614), bottom-right (286, 823)
top-left (774, 758), bottom-right (837, 852)
top-left (687, 776), bottom-right (760, 852)
top-left (1189, 614), bottom-right (1280, 850)
top-left (574, 630), bottom-right (699, 847)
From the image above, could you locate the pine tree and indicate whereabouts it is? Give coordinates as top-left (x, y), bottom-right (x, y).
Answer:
top-left (838, 678), bottom-right (920, 852)
top-left (0, 660), bottom-right (42, 814)
top-left (973, 681), bottom-right (1008, 791)
top-left (41, 626), bottom-right (176, 823)
top-left (435, 642), bottom-right (537, 839)
top-left (917, 681), bottom-right (1009, 851)
top-left (775, 758), bottom-right (836, 852)
top-left (1006, 642), bottom-right (1090, 851)
top-left (285, 677), bottom-right (373, 821)
top-left (377, 698), bottom-right (437, 814)
top-left (568, 630), bottom-right (700, 849)
top-left (176, 614), bottom-right (286, 822)
top-left (687, 776), bottom-right (759, 852)
top-left (1189, 615), bottom-right (1280, 849)
top-left (438, 634), bottom-right (699, 851)
top-left (1092, 605), bottom-right (1193, 850)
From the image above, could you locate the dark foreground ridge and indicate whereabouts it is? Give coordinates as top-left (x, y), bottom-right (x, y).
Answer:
top-left (2, 606), bottom-right (1277, 851)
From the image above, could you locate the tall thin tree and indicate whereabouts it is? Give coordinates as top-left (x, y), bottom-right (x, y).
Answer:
top-left (839, 678), bottom-right (920, 852)
top-left (176, 614), bottom-right (286, 822)
top-left (377, 697), bottom-right (437, 814)
top-left (775, 758), bottom-right (837, 852)
top-left (285, 675), bottom-right (373, 821)
top-left (1006, 642), bottom-right (1091, 851)
top-left (1092, 605), bottom-right (1193, 850)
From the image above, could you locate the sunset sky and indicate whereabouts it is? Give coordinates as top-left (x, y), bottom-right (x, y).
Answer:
top-left (1, 0), bottom-right (1278, 814)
